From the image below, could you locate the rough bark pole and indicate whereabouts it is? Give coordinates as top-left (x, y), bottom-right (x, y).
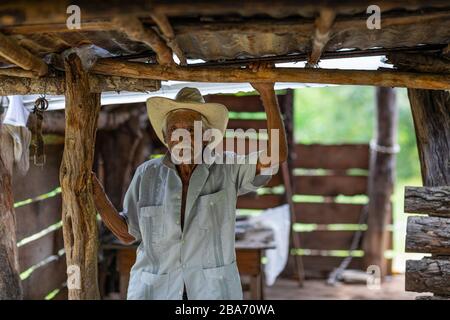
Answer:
top-left (406, 89), bottom-right (450, 298)
top-left (406, 257), bottom-right (450, 296)
top-left (363, 87), bottom-right (397, 277)
top-left (91, 60), bottom-right (450, 90)
top-left (60, 53), bottom-right (101, 300)
top-left (406, 216), bottom-right (450, 254)
top-left (0, 123), bottom-right (22, 299)
top-left (408, 89), bottom-right (450, 187)
top-left (404, 186), bottom-right (450, 216)
top-left (0, 74), bottom-right (160, 96)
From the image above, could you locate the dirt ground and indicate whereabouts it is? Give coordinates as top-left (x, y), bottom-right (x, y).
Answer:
top-left (262, 275), bottom-right (425, 300)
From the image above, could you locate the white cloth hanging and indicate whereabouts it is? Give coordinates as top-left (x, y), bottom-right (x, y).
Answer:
top-left (2, 95), bottom-right (32, 175)
top-left (3, 95), bottom-right (30, 126)
top-left (248, 204), bottom-right (291, 286)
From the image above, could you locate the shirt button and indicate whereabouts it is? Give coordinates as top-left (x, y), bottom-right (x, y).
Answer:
top-left (176, 219), bottom-right (180, 225)
top-left (209, 201), bottom-right (214, 206)
top-left (179, 290), bottom-right (183, 295)
top-left (182, 263), bottom-right (186, 268)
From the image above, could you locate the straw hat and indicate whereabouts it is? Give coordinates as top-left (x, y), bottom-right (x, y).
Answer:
top-left (146, 87), bottom-right (229, 147)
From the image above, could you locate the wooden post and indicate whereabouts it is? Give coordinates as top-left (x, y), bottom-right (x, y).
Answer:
top-left (363, 87), bottom-right (398, 278)
top-left (406, 89), bottom-right (450, 299)
top-left (0, 121), bottom-right (22, 299)
top-left (408, 89), bottom-right (450, 187)
top-left (60, 53), bottom-right (101, 299)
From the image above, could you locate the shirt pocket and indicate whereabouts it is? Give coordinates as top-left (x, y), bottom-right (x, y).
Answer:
top-left (202, 260), bottom-right (243, 299)
top-left (139, 205), bottom-right (164, 245)
top-left (197, 189), bottom-right (230, 229)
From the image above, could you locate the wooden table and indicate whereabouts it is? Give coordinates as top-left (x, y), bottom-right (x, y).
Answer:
top-left (102, 228), bottom-right (275, 300)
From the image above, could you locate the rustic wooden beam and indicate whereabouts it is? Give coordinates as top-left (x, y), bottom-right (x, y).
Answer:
top-left (150, 11), bottom-right (187, 65)
top-left (407, 89), bottom-right (450, 186)
top-left (405, 186), bottom-right (450, 216)
top-left (406, 257), bottom-right (450, 295)
top-left (386, 52), bottom-right (450, 74)
top-left (0, 74), bottom-right (160, 95)
top-left (0, 123), bottom-right (22, 299)
top-left (91, 60), bottom-right (450, 90)
top-left (112, 16), bottom-right (174, 66)
top-left (1, 1), bottom-right (447, 26)
top-left (0, 32), bottom-right (47, 76)
top-left (60, 53), bottom-right (100, 300)
top-left (0, 67), bottom-right (40, 78)
top-left (406, 216), bottom-right (450, 255)
top-left (362, 87), bottom-right (397, 278)
top-left (307, 7), bottom-right (335, 66)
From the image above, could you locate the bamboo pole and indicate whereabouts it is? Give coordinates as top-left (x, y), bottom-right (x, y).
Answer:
top-left (91, 60), bottom-right (450, 90)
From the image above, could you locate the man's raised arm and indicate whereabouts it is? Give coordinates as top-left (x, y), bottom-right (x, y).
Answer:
top-left (250, 79), bottom-right (288, 174)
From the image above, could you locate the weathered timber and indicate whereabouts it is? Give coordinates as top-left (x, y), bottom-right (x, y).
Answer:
top-left (1, 1), bottom-right (448, 26)
top-left (294, 144), bottom-right (369, 169)
top-left (406, 257), bottom-right (450, 295)
top-left (60, 53), bottom-right (100, 300)
top-left (363, 87), bottom-right (397, 277)
top-left (91, 60), bottom-right (450, 90)
top-left (0, 74), bottom-right (160, 95)
top-left (113, 16), bottom-right (174, 66)
top-left (0, 122), bottom-right (22, 299)
top-left (0, 67), bottom-right (39, 78)
top-left (405, 186), bottom-right (450, 216)
top-left (386, 52), bottom-right (450, 74)
top-left (408, 89), bottom-right (450, 186)
top-left (0, 32), bottom-right (47, 76)
top-left (150, 11), bottom-right (187, 65)
top-left (294, 175), bottom-right (368, 196)
top-left (406, 216), bottom-right (450, 254)
top-left (307, 7), bottom-right (335, 66)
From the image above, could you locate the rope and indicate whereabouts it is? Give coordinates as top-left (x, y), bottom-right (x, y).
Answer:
top-left (370, 139), bottom-right (400, 154)
top-left (326, 204), bottom-right (369, 286)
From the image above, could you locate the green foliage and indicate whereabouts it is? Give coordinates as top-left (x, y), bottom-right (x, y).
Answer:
top-left (293, 86), bottom-right (421, 181)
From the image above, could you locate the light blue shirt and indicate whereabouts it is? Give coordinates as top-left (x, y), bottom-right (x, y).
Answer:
top-left (122, 152), bottom-right (271, 300)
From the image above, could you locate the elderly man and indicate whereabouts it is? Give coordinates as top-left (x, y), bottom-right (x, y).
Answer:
top-left (92, 82), bottom-right (287, 300)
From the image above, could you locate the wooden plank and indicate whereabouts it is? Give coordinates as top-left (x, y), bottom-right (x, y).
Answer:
top-left (205, 94), bottom-right (264, 113)
top-left (52, 286), bottom-right (68, 300)
top-left (294, 175), bottom-right (368, 196)
top-left (296, 231), bottom-right (362, 250)
top-left (237, 194), bottom-right (285, 210)
top-left (227, 119), bottom-right (266, 130)
top-left (236, 250), bottom-right (261, 276)
top-left (22, 256), bottom-right (67, 300)
top-left (15, 195), bottom-right (62, 241)
top-left (404, 186), bottom-right (450, 216)
top-left (406, 216), bottom-right (450, 254)
top-left (294, 203), bottom-right (365, 224)
top-left (406, 257), bottom-right (450, 295)
top-left (13, 144), bottom-right (63, 200)
top-left (18, 228), bottom-right (64, 273)
top-left (293, 144), bottom-right (369, 169)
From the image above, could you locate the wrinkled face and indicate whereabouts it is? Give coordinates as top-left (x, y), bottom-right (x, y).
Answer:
top-left (163, 109), bottom-right (206, 163)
